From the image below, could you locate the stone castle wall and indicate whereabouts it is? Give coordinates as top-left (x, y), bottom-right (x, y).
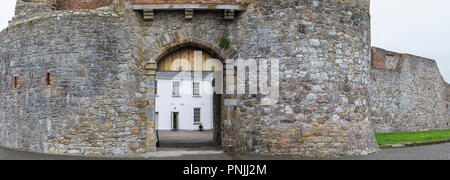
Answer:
top-left (370, 47), bottom-right (449, 133)
top-left (0, 4), bottom-right (154, 155)
top-left (13, 0), bottom-right (55, 21)
top-left (447, 83), bottom-right (450, 124)
top-left (132, 0), bottom-right (242, 4)
top-left (4, 0), bottom-right (449, 158)
top-left (56, 0), bottom-right (114, 10)
top-left (1, 0), bottom-right (378, 157)
top-left (225, 0), bottom-right (378, 156)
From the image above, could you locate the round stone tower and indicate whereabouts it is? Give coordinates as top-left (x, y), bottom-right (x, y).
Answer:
top-left (0, 0), bottom-right (378, 157)
top-left (225, 0), bottom-right (379, 156)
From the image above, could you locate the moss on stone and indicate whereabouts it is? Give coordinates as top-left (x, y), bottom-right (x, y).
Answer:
top-left (219, 37), bottom-right (230, 49)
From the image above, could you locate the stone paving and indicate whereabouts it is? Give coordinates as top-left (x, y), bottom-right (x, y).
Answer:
top-left (157, 130), bottom-right (220, 150)
top-left (158, 130), bottom-right (215, 145)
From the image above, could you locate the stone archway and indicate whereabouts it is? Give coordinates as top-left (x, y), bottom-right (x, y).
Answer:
top-left (144, 38), bottom-right (238, 150)
top-left (151, 37), bottom-right (237, 64)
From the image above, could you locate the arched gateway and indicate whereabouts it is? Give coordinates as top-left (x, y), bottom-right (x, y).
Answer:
top-left (143, 34), bottom-right (241, 148)
top-left (153, 46), bottom-right (226, 147)
top-left (0, 0), bottom-right (379, 157)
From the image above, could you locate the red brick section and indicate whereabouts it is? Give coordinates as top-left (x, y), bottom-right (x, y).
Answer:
top-left (131, 0), bottom-right (241, 4)
top-left (371, 47), bottom-right (402, 69)
top-left (56, 0), bottom-right (114, 10)
top-left (56, 0), bottom-right (241, 10)
top-left (371, 47), bottom-right (386, 69)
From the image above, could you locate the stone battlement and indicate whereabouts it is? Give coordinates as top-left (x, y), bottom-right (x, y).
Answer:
top-left (56, 0), bottom-right (114, 10)
top-left (370, 47), bottom-right (449, 133)
top-left (131, 0), bottom-right (243, 4)
top-left (13, 0), bottom-right (370, 14)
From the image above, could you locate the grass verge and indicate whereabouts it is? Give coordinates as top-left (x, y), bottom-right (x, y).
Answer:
top-left (376, 129), bottom-right (450, 146)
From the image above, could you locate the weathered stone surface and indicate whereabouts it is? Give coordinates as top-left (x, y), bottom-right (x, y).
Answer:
top-left (1, 1), bottom-right (154, 156)
top-left (56, 0), bottom-right (114, 10)
top-left (447, 83), bottom-right (450, 121)
top-left (3, 0), bottom-right (446, 158)
top-left (370, 47), bottom-right (449, 133)
top-left (223, 0), bottom-right (378, 157)
top-left (132, 0), bottom-right (242, 4)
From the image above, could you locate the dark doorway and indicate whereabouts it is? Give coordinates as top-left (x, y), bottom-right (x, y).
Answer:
top-left (171, 112), bottom-right (179, 131)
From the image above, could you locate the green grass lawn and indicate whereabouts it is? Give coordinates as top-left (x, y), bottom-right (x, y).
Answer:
top-left (376, 129), bottom-right (450, 146)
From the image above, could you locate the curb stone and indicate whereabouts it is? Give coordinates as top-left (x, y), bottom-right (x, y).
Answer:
top-left (379, 139), bottom-right (450, 149)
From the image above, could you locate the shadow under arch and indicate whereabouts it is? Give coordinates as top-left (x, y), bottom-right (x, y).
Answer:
top-left (152, 38), bottom-right (236, 63)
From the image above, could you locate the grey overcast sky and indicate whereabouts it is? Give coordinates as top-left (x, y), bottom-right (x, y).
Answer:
top-left (0, 0), bottom-right (449, 82)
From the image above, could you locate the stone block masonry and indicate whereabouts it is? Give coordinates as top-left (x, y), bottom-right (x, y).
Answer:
top-left (2, 0), bottom-right (446, 158)
top-left (225, 0), bottom-right (377, 156)
top-left (56, 0), bottom-right (114, 10)
top-left (0, 5), bottom-right (156, 155)
top-left (131, 0), bottom-right (242, 4)
top-left (0, 0), bottom-right (379, 157)
top-left (447, 83), bottom-right (450, 123)
top-left (370, 47), bottom-right (449, 133)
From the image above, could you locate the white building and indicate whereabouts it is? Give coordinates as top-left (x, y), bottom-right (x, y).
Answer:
top-left (155, 71), bottom-right (214, 131)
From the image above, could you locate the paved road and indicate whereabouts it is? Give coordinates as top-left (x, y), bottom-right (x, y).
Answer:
top-left (333, 142), bottom-right (450, 160)
top-left (1, 142), bottom-right (449, 160)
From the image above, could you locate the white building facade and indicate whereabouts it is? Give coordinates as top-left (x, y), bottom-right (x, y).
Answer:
top-left (155, 72), bottom-right (214, 131)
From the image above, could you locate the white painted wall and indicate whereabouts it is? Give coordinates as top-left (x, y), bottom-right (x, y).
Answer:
top-left (155, 75), bottom-right (214, 131)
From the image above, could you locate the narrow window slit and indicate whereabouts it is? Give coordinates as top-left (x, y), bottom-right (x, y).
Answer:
top-left (45, 72), bottom-right (52, 86)
top-left (13, 76), bottom-right (18, 88)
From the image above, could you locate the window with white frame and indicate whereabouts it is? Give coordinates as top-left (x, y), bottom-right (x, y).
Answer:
top-left (194, 108), bottom-right (201, 124)
top-left (172, 81), bottom-right (180, 96)
top-left (193, 82), bottom-right (200, 96)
